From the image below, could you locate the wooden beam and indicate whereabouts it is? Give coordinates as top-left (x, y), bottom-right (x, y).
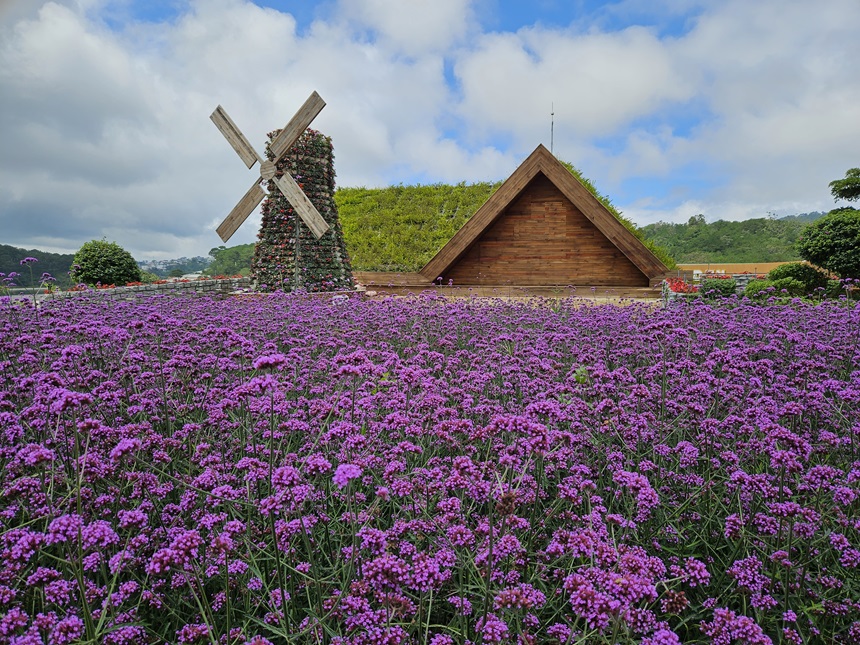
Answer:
top-left (216, 181), bottom-right (266, 242)
top-left (419, 150), bottom-right (542, 281)
top-left (210, 106), bottom-right (262, 170)
top-left (272, 173), bottom-right (330, 239)
top-left (270, 91), bottom-right (326, 160)
top-left (538, 155), bottom-right (667, 278)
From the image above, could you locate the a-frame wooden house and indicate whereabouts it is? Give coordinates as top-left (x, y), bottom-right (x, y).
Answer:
top-left (418, 144), bottom-right (667, 288)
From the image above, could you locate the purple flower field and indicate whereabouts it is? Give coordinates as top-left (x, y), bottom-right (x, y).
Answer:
top-left (1, 293), bottom-right (859, 644)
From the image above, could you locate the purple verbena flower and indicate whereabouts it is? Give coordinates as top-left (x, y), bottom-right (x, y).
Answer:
top-left (333, 463), bottom-right (362, 489)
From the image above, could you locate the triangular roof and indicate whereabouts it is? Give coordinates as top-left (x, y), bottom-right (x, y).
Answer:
top-left (419, 144), bottom-right (667, 282)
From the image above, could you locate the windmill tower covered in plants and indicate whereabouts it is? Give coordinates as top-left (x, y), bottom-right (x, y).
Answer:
top-left (252, 129), bottom-right (353, 292)
top-left (210, 92), bottom-right (353, 292)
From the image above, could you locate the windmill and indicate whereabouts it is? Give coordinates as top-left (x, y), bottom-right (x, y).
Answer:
top-left (210, 92), bottom-right (330, 242)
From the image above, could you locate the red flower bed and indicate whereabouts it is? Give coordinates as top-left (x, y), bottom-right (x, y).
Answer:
top-left (666, 277), bottom-right (698, 293)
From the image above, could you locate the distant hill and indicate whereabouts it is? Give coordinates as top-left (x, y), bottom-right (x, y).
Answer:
top-left (780, 211), bottom-right (826, 223)
top-left (0, 244), bottom-right (75, 288)
top-left (640, 212), bottom-right (824, 264)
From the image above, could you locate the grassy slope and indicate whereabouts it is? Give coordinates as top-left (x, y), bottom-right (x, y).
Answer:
top-left (336, 182), bottom-right (501, 272)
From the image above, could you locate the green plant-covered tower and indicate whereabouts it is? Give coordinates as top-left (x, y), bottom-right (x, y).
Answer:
top-left (251, 129), bottom-right (354, 292)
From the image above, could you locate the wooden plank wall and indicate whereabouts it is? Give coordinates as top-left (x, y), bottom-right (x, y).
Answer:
top-left (443, 176), bottom-right (649, 287)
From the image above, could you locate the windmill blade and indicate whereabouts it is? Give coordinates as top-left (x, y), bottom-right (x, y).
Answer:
top-left (272, 173), bottom-right (330, 239)
top-left (269, 91), bottom-right (326, 160)
top-left (210, 105), bottom-right (263, 170)
top-left (216, 181), bottom-right (266, 242)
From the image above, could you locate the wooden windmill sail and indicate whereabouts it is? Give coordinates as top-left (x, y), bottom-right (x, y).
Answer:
top-left (210, 92), bottom-right (330, 242)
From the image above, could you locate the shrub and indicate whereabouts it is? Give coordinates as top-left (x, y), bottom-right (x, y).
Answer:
top-left (771, 277), bottom-right (806, 296)
top-left (700, 277), bottom-right (737, 298)
top-left (140, 271), bottom-right (160, 284)
top-left (767, 262), bottom-right (829, 295)
top-left (826, 279), bottom-right (844, 299)
top-left (744, 278), bottom-right (809, 299)
top-left (71, 239), bottom-right (141, 286)
top-left (744, 278), bottom-right (774, 298)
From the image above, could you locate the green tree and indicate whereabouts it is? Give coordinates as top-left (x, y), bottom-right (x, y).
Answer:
top-left (830, 168), bottom-right (860, 203)
top-left (700, 277), bottom-right (737, 298)
top-left (71, 239), bottom-right (141, 286)
top-left (793, 168), bottom-right (860, 279)
top-left (796, 209), bottom-right (860, 278)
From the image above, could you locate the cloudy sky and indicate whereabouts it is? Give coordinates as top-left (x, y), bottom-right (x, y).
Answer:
top-left (1, 0), bottom-right (858, 260)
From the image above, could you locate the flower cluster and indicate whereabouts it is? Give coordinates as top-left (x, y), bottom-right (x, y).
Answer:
top-left (0, 294), bottom-right (858, 643)
top-left (0, 271), bottom-right (19, 293)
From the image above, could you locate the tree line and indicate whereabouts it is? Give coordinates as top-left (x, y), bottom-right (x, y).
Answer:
top-left (640, 213), bottom-right (824, 264)
top-left (0, 244), bottom-right (75, 288)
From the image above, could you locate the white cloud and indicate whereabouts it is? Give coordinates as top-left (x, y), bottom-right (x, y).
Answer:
top-left (454, 24), bottom-right (692, 147)
top-left (569, 0), bottom-right (860, 224)
top-left (654, 0), bottom-right (860, 211)
top-left (340, 0), bottom-right (474, 56)
top-left (0, 0), bottom-right (858, 259)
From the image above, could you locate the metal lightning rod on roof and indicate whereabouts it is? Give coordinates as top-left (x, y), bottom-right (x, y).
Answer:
top-left (551, 103), bottom-right (555, 155)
